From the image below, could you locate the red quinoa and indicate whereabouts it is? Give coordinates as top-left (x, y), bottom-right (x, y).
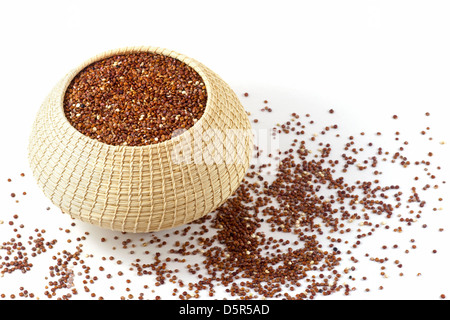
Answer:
top-left (64, 52), bottom-right (207, 146)
top-left (1, 92), bottom-right (446, 300)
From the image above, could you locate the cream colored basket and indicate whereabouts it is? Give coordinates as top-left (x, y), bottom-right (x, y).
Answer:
top-left (28, 46), bottom-right (253, 233)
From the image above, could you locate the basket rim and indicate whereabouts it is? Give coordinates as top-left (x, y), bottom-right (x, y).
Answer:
top-left (56, 46), bottom-right (214, 150)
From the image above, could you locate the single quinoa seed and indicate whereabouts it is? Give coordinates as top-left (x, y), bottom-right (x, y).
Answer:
top-left (64, 52), bottom-right (207, 146)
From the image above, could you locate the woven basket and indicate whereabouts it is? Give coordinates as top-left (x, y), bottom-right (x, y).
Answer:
top-left (28, 46), bottom-right (253, 233)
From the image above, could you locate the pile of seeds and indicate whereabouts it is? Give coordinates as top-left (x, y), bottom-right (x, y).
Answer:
top-left (1, 93), bottom-right (447, 300)
top-left (63, 52), bottom-right (207, 146)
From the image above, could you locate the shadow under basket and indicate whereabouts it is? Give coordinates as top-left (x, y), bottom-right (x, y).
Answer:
top-left (28, 46), bottom-right (253, 233)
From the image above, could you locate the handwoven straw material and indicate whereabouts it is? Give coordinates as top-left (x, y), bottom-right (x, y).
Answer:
top-left (28, 46), bottom-right (254, 233)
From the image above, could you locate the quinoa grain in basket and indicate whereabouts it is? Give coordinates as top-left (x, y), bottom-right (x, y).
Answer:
top-left (63, 52), bottom-right (208, 147)
top-left (28, 47), bottom-right (253, 233)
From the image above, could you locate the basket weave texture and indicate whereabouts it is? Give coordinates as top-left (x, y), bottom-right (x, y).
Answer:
top-left (28, 46), bottom-right (253, 233)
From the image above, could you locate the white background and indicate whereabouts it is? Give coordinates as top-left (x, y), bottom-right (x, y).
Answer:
top-left (0, 0), bottom-right (449, 300)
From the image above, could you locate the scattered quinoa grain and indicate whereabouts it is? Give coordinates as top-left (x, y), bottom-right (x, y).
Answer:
top-left (0, 90), bottom-right (445, 301)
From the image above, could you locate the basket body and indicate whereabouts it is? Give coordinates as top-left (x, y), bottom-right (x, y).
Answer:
top-left (28, 46), bottom-right (253, 233)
